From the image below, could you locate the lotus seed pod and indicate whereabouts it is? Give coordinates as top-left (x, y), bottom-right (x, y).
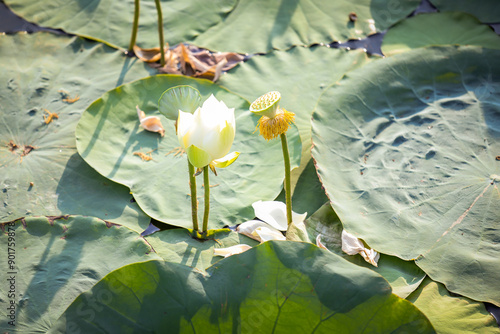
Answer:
top-left (250, 91), bottom-right (281, 118)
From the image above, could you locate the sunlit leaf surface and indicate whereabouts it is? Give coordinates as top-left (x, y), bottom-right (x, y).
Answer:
top-left (382, 12), bottom-right (500, 56)
top-left (75, 75), bottom-right (301, 229)
top-left (0, 32), bottom-right (153, 231)
top-left (0, 216), bottom-right (160, 332)
top-left (312, 46), bottom-right (500, 305)
top-left (51, 241), bottom-right (435, 333)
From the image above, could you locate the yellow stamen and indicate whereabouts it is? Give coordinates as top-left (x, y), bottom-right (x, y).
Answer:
top-left (257, 108), bottom-right (295, 140)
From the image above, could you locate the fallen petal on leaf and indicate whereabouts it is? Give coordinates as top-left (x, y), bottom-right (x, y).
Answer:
top-left (237, 220), bottom-right (284, 242)
top-left (341, 230), bottom-right (379, 267)
top-left (136, 106), bottom-right (165, 136)
top-left (213, 244), bottom-right (252, 258)
top-left (316, 234), bottom-right (330, 252)
top-left (254, 226), bottom-right (286, 242)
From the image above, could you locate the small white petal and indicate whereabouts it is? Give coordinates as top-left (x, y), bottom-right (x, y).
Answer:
top-left (137, 106), bottom-right (165, 136)
top-left (254, 226), bottom-right (286, 242)
top-left (237, 220), bottom-right (284, 242)
top-left (316, 234), bottom-right (331, 252)
top-left (341, 230), bottom-right (365, 255)
top-left (360, 248), bottom-right (380, 267)
top-left (214, 244), bottom-right (252, 258)
top-left (341, 230), bottom-right (379, 267)
top-left (252, 201), bottom-right (288, 231)
top-left (252, 201), bottom-right (307, 231)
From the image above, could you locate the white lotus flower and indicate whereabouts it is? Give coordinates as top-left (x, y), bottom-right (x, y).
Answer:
top-left (136, 106), bottom-right (165, 136)
top-left (177, 94), bottom-right (239, 168)
top-left (214, 244), bottom-right (252, 258)
top-left (341, 230), bottom-right (380, 267)
top-left (237, 201), bottom-right (307, 242)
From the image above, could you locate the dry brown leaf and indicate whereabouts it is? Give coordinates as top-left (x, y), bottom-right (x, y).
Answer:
top-left (133, 44), bottom-right (170, 63)
top-left (142, 42), bottom-right (244, 82)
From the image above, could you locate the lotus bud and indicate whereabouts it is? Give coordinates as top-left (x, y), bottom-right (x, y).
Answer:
top-left (177, 94), bottom-right (239, 169)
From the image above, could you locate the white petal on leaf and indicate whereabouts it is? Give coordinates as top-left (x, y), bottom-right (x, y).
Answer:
top-left (237, 220), bottom-right (284, 242)
top-left (213, 244), bottom-right (252, 258)
top-left (136, 106), bottom-right (165, 136)
top-left (316, 234), bottom-right (331, 252)
top-left (341, 230), bottom-right (379, 267)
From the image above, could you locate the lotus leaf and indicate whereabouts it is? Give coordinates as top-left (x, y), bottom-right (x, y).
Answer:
top-left (75, 75), bottom-right (301, 229)
top-left (4, 0), bottom-right (420, 53)
top-left (429, 0), bottom-right (500, 23)
top-left (50, 241), bottom-right (434, 333)
top-left (0, 215), bottom-right (160, 332)
top-left (0, 32), bottom-right (153, 231)
top-left (312, 46), bottom-right (500, 305)
top-left (145, 228), bottom-right (259, 271)
top-left (306, 204), bottom-right (426, 299)
top-left (382, 12), bottom-right (500, 56)
top-left (408, 277), bottom-right (499, 333)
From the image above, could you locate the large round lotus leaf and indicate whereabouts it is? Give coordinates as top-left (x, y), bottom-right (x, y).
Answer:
top-left (407, 277), bottom-right (499, 333)
top-left (193, 0), bottom-right (420, 53)
top-left (3, 0), bottom-right (236, 50)
top-left (429, 0), bottom-right (500, 23)
top-left (306, 204), bottom-right (426, 299)
top-left (311, 46), bottom-right (500, 305)
top-left (75, 75), bottom-right (301, 229)
top-left (0, 216), bottom-right (160, 332)
top-left (0, 32), bottom-right (154, 231)
top-left (382, 12), bottom-right (500, 56)
top-left (50, 241), bottom-right (434, 333)
top-left (218, 46), bottom-right (374, 187)
top-left (145, 228), bottom-right (259, 271)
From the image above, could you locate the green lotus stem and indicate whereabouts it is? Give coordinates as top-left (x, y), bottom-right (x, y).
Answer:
top-left (188, 161), bottom-right (199, 232)
top-left (280, 133), bottom-right (292, 226)
top-left (128, 0), bottom-right (140, 53)
top-left (154, 0), bottom-right (166, 67)
top-left (202, 165), bottom-right (210, 233)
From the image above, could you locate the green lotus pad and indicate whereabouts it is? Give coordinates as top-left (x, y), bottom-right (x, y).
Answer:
top-left (312, 46), bottom-right (500, 305)
top-left (50, 241), bottom-right (435, 333)
top-left (429, 0), bottom-right (500, 23)
top-left (306, 204), bottom-right (426, 299)
top-left (75, 75), bottom-right (301, 230)
top-left (382, 12), bottom-right (500, 56)
top-left (193, 0), bottom-right (421, 53)
top-left (408, 277), bottom-right (500, 333)
top-left (145, 228), bottom-right (259, 271)
top-left (4, 0), bottom-right (420, 53)
top-left (0, 216), bottom-right (160, 332)
top-left (218, 46), bottom-right (374, 188)
top-left (0, 32), bottom-right (154, 231)
top-left (3, 0), bottom-right (236, 50)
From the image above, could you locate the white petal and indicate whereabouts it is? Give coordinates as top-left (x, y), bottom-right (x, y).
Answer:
top-left (177, 110), bottom-right (195, 148)
top-left (360, 248), bottom-right (380, 267)
top-left (252, 201), bottom-right (288, 231)
top-left (292, 211), bottom-right (307, 225)
top-left (254, 226), bottom-right (286, 242)
top-left (341, 230), bottom-right (365, 255)
top-left (137, 106), bottom-right (165, 136)
top-left (252, 201), bottom-right (306, 231)
top-left (237, 220), bottom-right (284, 242)
top-left (341, 230), bottom-right (379, 267)
top-left (213, 244), bottom-right (252, 258)
top-left (316, 234), bottom-right (331, 252)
